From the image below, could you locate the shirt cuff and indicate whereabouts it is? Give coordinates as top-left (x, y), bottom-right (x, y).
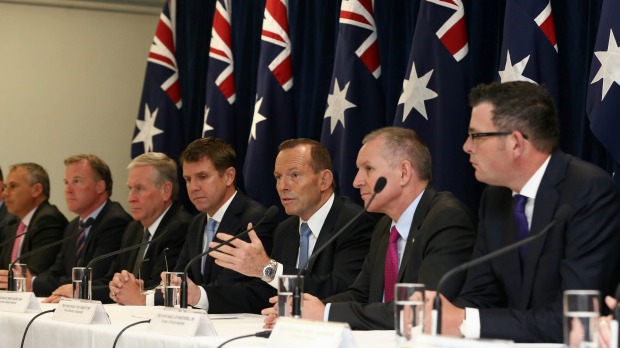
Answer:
top-left (324, 303), bottom-right (331, 322)
top-left (267, 262), bottom-right (284, 289)
top-left (194, 286), bottom-right (209, 310)
top-left (146, 291), bottom-right (155, 306)
top-left (460, 307), bottom-right (481, 339)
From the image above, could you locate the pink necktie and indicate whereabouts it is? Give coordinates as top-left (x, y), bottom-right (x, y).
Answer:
top-left (11, 222), bottom-right (27, 263)
top-left (384, 226), bottom-right (400, 302)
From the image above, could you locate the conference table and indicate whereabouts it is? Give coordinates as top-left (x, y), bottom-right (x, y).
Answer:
top-left (0, 299), bottom-right (566, 348)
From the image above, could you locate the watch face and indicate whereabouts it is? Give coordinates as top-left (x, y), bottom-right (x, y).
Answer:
top-left (264, 267), bottom-right (275, 278)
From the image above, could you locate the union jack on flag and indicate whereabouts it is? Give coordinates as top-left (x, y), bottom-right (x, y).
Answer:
top-left (243, 0), bottom-right (296, 209)
top-left (320, 0), bottom-right (385, 201)
top-left (203, 0), bottom-right (236, 144)
top-left (131, 0), bottom-right (184, 159)
top-left (498, 0), bottom-right (559, 103)
top-left (394, 0), bottom-right (478, 209)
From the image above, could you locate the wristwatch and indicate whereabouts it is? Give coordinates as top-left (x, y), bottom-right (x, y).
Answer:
top-left (261, 259), bottom-right (278, 283)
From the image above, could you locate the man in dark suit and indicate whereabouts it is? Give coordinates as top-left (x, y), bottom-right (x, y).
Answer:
top-left (208, 139), bottom-right (374, 314)
top-left (438, 81), bottom-right (620, 342)
top-left (99, 152), bottom-right (192, 304)
top-left (112, 137), bottom-right (276, 310)
top-left (33, 154), bottom-right (132, 298)
top-left (0, 163), bottom-right (68, 289)
top-left (295, 127), bottom-right (476, 330)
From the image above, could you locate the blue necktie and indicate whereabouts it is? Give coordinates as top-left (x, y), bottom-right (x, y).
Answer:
top-left (202, 218), bottom-right (218, 275)
top-left (75, 220), bottom-right (87, 266)
top-left (514, 194), bottom-right (529, 262)
top-left (298, 223), bottom-right (312, 269)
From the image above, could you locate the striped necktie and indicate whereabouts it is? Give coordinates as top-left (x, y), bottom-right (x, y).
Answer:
top-left (75, 220), bottom-right (87, 266)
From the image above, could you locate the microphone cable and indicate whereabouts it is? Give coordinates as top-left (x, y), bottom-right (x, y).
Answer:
top-left (20, 309), bottom-right (55, 348)
top-left (112, 319), bottom-right (151, 348)
top-left (216, 330), bottom-right (272, 348)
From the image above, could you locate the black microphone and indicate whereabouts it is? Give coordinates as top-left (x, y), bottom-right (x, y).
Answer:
top-left (179, 205), bottom-right (279, 308)
top-left (291, 177), bottom-right (387, 318)
top-left (431, 204), bottom-right (573, 335)
top-left (80, 221), bottom-right (179, 299)
top-left (7, 218), bottom-right (95, 291)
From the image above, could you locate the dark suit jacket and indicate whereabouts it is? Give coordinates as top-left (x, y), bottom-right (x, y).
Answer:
top-left (91, 202), bottom-right (192, 302)
top-left (327, 187), bottom-right (476, 330)
top-left (454, 150), bottom-right (620, 343)
top-left (32, 200), bottom-right (132, 296)
top-left (173, 192), bottom-right (276, 313)
top-left (0, 201), bottom-right (68, 275)
top-left (201, 195), bottom-right (374, 314)
top-left (0, 203), bottom-right (18, 255)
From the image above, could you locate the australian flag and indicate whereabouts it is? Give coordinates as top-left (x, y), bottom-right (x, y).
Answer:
top-left (587, 0), bottom-right (620, 185)
top-left (393, 0), bottom-right (477, 209)
top-left (243, 0), bottom-right (296, 209)
top-left (320, 0), bottom-right (385, 201)
top-left (498, 0), bottom-right (559, 103)
top-left (131, 0), bottom-right (184, 160)
top-left (203, 0), bottom-right (236, 144)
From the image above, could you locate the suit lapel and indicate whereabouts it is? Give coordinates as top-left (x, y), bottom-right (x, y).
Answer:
top-left (307, 197), bottom-right (342, 271)
top-left (370, 218), bottom-right (391, 302)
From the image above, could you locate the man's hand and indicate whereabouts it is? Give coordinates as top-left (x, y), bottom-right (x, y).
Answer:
top-left (26, 269), bottom-right (33, 292)
top-left (262, 296), bottom-right (279, 329)
top-left (302, 293), bottom-right (326, 321)
top-left (0, 269), bottom-right (8, 290)
top-left (43, 284), bottom-right (73, 303)
top-left (208, 224), bottom-right (270, 278)
top-left (425, 291), bottom-right (464, 336)
top-left (600, 296), bottom-right (618, 348)
top-left (109, 270), bottom-right (145, 305)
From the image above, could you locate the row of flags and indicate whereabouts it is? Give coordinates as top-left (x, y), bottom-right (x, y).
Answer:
top-left (132, 0), bottom-right (620, 212)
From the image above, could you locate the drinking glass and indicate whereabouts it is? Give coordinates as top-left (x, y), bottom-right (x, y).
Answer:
top-left (563, 289), bottom-right (600, 348)
top-left (277, 275), bottom-right (303, 318)
top-left (394, 283), bottom-right (426, 347)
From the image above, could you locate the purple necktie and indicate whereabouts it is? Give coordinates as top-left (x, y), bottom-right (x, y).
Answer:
top-left (384, 226), bottom-right (400, 302)
top-left (513, 194), bottom-right (529, 261)
top-left (75, 220), bottom-right (87, 266)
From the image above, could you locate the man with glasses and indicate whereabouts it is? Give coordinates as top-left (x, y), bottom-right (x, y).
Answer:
top-left (434, 81), bottom-right (620, 343)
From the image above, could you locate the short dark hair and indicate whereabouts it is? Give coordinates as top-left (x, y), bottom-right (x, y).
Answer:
top-left (180, 137), bottom-right (237, 182)
top-left (278, 138), bottom-right (335, 190)
top-left (363, 127), bottom-right (432, 182)
top-left (10, 163), bottom-right (51, 199)
top-left (469, 81), bottom-right (559, 153)
top-left (64, 154), bottom-right (113, 196)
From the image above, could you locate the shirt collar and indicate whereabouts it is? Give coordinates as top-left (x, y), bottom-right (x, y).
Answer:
top-left (146, 204), bottom-right (172, 237)
top-left (20, 207), bottom-right (37, 227)
top-left (391, 189), bottom-right (425, 241)
top-left (299, 193), bottom-right (335, 239)
top-left (514, 155), bottom-right (551, 199)
top-left (82, 200), bottom-right (107, 224)
top-left (207, 190), bottom-right (237, 223)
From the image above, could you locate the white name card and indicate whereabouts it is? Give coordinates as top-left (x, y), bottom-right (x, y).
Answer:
top-left (0, 292), bottom-right (41, 313)
top-left (414, 334), bottom-right (514, 348)
top-left (268, 317), bottom-right (356, 348)
top-left (53, 298), bottom-right (110, 325)
top-left (149, 307), bottom-right (217, 337)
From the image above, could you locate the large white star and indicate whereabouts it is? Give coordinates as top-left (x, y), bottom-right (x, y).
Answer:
top-left (398, 62), bottom-right (438, 121)
top-left (203, 106), bottom-right (214, 136)
top-left (324, 79), bottom-right (356, 134)
top-left (498, 51), bottom-right (536, 84)
top-left (249, 97), bottom-right (267, 142)
top-left (132, 104), bottom-right (163, 153)
top-left (591, 29), bottom-right (620, 101)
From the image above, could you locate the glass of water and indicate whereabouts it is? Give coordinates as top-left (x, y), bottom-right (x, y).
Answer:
top-left (163, 272), bottom-right (184, 308)
top-left (563, 289), bottom-right (600, 348)
top-left (394, 283), bottom-right (425, 347)
top-left (72, 267), bottom-right (92, 299)
top-left (278, 275), bottom-right (303, 318)
top-left (10, 263), bottom-right (28, 292)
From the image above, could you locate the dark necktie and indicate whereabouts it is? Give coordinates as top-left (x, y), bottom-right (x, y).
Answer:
top-left (514, 194), bottom-right (529, 262)
top-left (132, 228), bottom-right (150, 276)
top-left (384, 226), bottom-right (400, 302)
top-left (75, 220), bottom-right (87, 266)
top-left (298, 223), bottom-right (312, 269)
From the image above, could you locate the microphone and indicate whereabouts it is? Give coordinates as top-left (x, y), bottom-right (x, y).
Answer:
top-left (179, 205), bottom-right (279, 308)
top-left (431, 204), bottom-right (573, 335)
top-left (7, 218), bottom-right (95, 291)
top-left (80, 221), bottom-right (180, 299)
top-left (291, 177), bottom-right (387, 317)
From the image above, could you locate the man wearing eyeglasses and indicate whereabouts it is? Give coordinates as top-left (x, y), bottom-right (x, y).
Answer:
top-left (434, 81), bottom-right (620, 343)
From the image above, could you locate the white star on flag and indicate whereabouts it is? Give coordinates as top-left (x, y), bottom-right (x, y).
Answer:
top-left (324, 79), bottom-right (356, 134)
top-left (398, 62), bottom-right (438, 121)
top-left (132, 104), bottom-right (163, 153)
top-left (249, 97), bottom-right (267, 142)
top-left (591, 29), bottom-right (620, 101)
top-left (202, 106), bottom-right (214, 136)
top-left (499, 51), bottom-right (536, 84)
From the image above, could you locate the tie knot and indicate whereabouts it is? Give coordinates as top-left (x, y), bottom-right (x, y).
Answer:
top-left (208, 218), bottom-right (218, 231)
top-left (514, 194), bottom-right (528, 213)
top-left (300, 223), bottom-right (312, 237)
top-left (79, 220), bottom-right (86, 230)
top-left (142, 228), bottom-right (150, 242)
top-left (389, 226), bottom-right (400, 243)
